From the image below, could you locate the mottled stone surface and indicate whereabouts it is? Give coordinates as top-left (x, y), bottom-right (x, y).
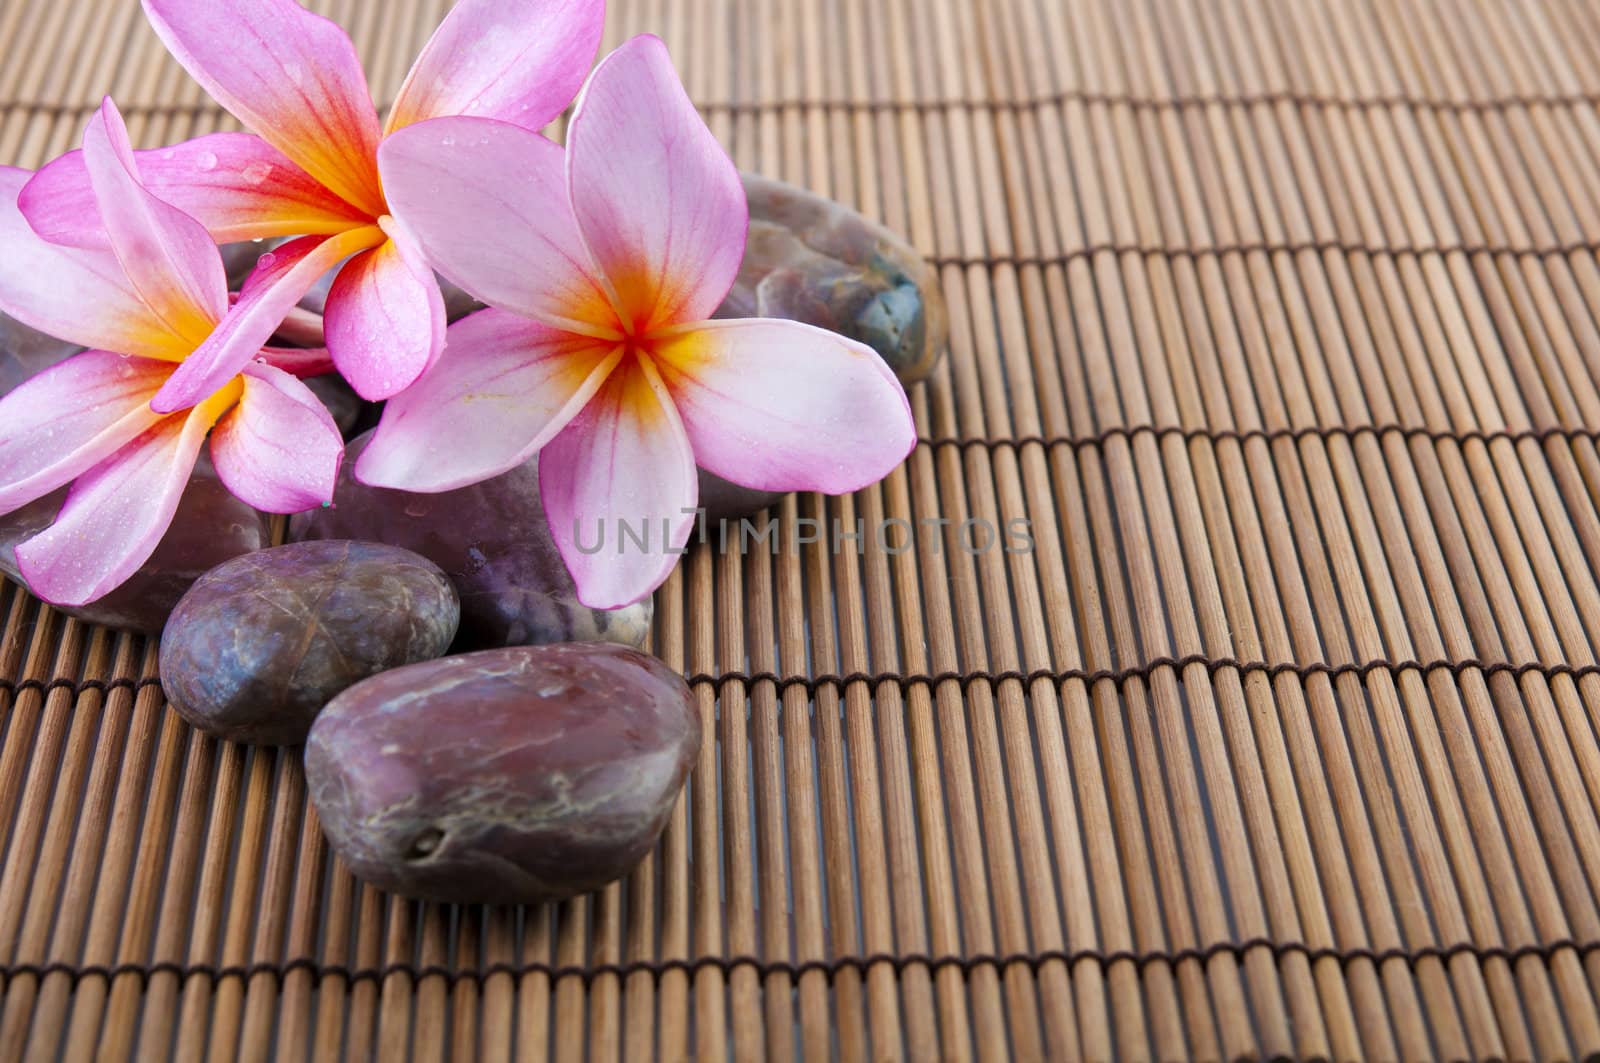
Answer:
top-left (290, 432), bottom-right (651, 652)
top-left (160, 540), bottom-right (459, 745)
top-left (0, 459), bottom-right (269, 634)
top-left (717, 172), bottom-right (947, 385)
top-left (306, 643), bottom-right (699, 903)
top-left (0, 313), bottom-right (80, 397)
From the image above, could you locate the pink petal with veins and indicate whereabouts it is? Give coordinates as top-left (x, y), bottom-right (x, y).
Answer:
top-left (565, 35), bottom-right (748, 332)
top-left (210, 361), bottom-right (343, 512)
top-left (538, 358), bottom-right (698, 609)
top-left (386, 0), bottom-right (603, 135)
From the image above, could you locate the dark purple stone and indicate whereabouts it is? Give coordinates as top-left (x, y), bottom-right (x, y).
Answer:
top-left (160, 540), bottom-right (459, 745)
top-left (0, 459), bottom-right (269, 634)
top-left (289, 432), bottom-right (651, 652)
top-left (305, 643), bottom-right (699, 903)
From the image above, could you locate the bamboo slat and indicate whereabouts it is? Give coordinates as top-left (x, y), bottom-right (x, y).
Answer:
top-left (6, 0), bottom-right (1600, 1058)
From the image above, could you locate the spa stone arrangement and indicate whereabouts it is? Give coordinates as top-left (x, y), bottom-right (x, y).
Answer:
top-left (0, 167), bottom-right (945, 903)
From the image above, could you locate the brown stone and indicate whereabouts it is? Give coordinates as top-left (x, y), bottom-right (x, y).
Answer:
top-left (159, 540), bottom-right (459, 745)
top-left (290, 432), bottom-right (651, 652)
top-left (0, 458), bottom-right (269, 634)
top-left (305, 643), bottom-right (699, 903)
top-left (719, 172), bottom-right (947, 386)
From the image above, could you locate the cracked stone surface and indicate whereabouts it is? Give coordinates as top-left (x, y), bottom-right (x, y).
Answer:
top-left (306, 643), bottom-right (699, 904)
top-left (159, 540), bottom-right (459, 745)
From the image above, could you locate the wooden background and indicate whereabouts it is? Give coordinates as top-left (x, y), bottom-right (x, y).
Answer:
top-left (6, 0), bottom-right (1600, 1058)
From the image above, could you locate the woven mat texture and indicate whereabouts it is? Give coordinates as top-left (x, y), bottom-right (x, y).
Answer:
top-left (8, 0), bottom-right (1600, 1059)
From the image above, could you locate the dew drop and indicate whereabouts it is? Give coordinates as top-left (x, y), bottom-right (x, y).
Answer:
top-left (241, 161), bottom-right (273, 186)
top-left (440, 134), bottom-right (456, 146)
top-left (194, 150), bottom-right (218, 171)
top-left (258, 252), bottom-right (277, 269)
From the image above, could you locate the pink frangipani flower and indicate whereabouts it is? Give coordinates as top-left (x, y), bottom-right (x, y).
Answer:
top-left (0, 99), bottom-right (343, 605)
top-left (358, 36), bottom-right (917, 609)
top-left (19, 0), bottom-right (603, 406)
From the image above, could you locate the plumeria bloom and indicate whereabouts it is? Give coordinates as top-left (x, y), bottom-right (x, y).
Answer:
top-left (359, 36), bottom-right (917, 609)
top-left (0, 100), bottom-right (342, 605)
top-left (19, 0), bottom-right (603, 406)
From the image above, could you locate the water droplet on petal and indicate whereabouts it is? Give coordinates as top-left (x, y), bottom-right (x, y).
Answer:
top-left (258, 252), bottom-right (277, 269)
top-left (440, 135), bottom-right (456, 147)
top-left (194, 151), bottom-right (218, 171)
top-left (241, 161), bottom-right (273, 186)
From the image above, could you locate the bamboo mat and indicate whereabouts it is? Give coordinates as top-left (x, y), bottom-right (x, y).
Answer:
top-left (12, 0), bottom-right (1600, 1058)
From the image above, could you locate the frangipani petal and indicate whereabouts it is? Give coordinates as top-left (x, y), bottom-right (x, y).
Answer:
top-left (81, 98), bottom-right (228, 342)
top-left (386, 0), bottom-right (604, 134)
top-left (152, 226), bottom-right (385, 414)
top-left (378, 117), bottom-right (611, 330)
top-left (0, 349), bottom-right (170, 513)
top-left (567, 34), bottom-right (747, 331)
top-left (322, 219), bottom-right (445, 400)
top-left (142, 0), bottom-right (386, 216)
top-left (258, 345), bottom-right (333, 377)
top-left (356, 308), bottom-right (620, 492)
top-left (0, 167), bottom-right (190, 360)
top-left (539, 358), bottom-right (697, 609)
top-left (653, 318), bottom-right (916, 493)
top-left (210, 361), bottom-right (342, 512)
top-left (22, 133), bottom-right (375, 248)
top-left (15, 401), bottom-right (215, 606)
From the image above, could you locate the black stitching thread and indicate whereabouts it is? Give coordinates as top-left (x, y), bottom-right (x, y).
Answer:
top-left (916, 423), bottom-right (1600, 451)
top-left (3, 936), bottom-right (1595, 990)
top-left (7, 89), bottom-right (1600, 117)
top-left (687, 656), bottom-right (1600, 696)
top-left (0, 676), bottom-right (163, 698)
top-left (5, 659), bottom-right (1599, 703)
top-left (928, 239), bottom-right (1600, 267)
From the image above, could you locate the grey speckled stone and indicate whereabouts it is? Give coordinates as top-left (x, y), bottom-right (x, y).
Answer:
top-left (221, 241), bottom-right (484, 323)
top-left (696, 467), bottom-right (786, 524)
top-left (290, 432), bottom-right (651, 652)
top-left (302, 374), bottom-right (369, 439)
top-left (0, 458), bottom-right (269, 634)
top-left (305, 643), bottom-right (699, 904)
top-left (160, 540), bottom-right (459, 745)
top-left (0, 313), bottom-right (81, 397)
top-left (717, 172), bottom-right (947, 386)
